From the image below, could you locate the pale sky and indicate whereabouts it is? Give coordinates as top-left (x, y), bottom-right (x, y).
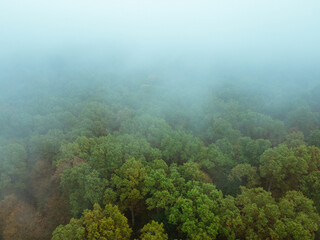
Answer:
top-left (0, 0), bottom-right (319, 72)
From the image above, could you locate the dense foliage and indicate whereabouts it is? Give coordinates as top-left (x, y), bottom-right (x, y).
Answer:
top-left (0, 72), bottom-right (320, 239)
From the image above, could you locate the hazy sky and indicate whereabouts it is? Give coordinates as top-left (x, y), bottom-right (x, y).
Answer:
top-left (1, 0), bottom-right (320, 75)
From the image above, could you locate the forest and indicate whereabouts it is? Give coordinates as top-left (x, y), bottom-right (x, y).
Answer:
top-left (0, 66), bottom-right (320, 240)
top-left (1, 1), bottom-right (320, 239)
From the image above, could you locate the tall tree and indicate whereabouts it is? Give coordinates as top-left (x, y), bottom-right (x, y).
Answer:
top-left (259, 144), bottom-right (308, 194)
top-left (139, 221), bottom-right (168, 240)
top-left (167, 181), bottom-right (222, 240)
top-left (104, 158), bottom-right (146, 226)
top-left (52, 204), bottom-right (132, 240)
top-left (60, 162), bottom-right (106, 216)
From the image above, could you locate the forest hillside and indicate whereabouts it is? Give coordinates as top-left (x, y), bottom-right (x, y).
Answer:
top-left (0, 69), bottom-right (320, 239)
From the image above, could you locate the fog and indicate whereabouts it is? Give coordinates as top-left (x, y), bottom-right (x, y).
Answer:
top-left (2, 1), bottom-right (320, 239)
top-left (1, 0), bottom-right (320, 84)
top-left (1, 0), bottom-right (320, 128)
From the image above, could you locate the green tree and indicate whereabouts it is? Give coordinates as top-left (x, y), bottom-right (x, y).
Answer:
top-left (209, 119), bottom-right (241, 144)
top-left (233, 187), bottom-right (281, 239)
top-left (139, 221), bottom-right (168, 240)
top-left (286, 106), bottom-right (319, 136)
top-left (235, 137), bottom-right (271, 166)
top-left (89, 135), bottom-right (123, 177)
top-left (219, 187), bottom-right (320, 240)
top-left (77, 101), bottom-right (115, 137)
top-left (167, 181), bottom-right (222, 240)
top-left (307, 129), bottom-right (320, 148)
top-left (278, 191), bottom-right (320, 239)
top-left (105, 158), bottom-right (146, 226)
top-left (60, 163), bottom-right (107, 216)
top-left (143, 160), bottom-right (178, 212)
top-left (57, 136), bottom-right (96, 167)
top-left (83, 204), bottom-right (132, 240)
top-left (301, 171), bottom-right (320, 210)
top-left (51, 218), bottom-right (85, 240)
top-left (29, 129), bottom-right (65, 161)
top-left (229, 163), bottom-right (260, 188)
top-left (218, 195), bottom-right (243, 240)
top-left (259, 144), bottom-right (308, 194)
top-left (0, 143), bottom-right (28, 196)
top-left (235, 111), bottom-right (286, 144)
top-left (293, 145), bottom-right (320, 172)
top-left (120, 114), bottom-right (171, 148)
top-left (160, 129), bottom-right (203, 164)
top-left (89, 134), bottom-right (160, 177)
top-left (52, 204), bottom-right (132, 240)
top-left (283, 131), bottom-right (305, 148)
top-left (117, 134), bottom-right (162, 162)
